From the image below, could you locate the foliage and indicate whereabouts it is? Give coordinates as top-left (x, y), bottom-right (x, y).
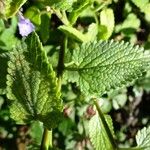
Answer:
top-left (6, 32), bottom-right (63, 129)
top-left (65, 40), bottom-right (150, 95)
top-left (89, 113), bottom-right (114, 150)
top-left (0, 0), bottom-right (150, 150)
top-left (136, 126), bottom-right (150, 150)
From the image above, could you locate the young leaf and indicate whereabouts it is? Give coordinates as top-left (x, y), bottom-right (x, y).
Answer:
top-left (0, 17), bottom-right (18, 51)
top-left (40, 13), bottom-right (51, 43)
top-left (85, 23), bottom-right (98, 41)
top-left (136, 126), bottom-right (150, 150)
top-left (59, 25), bottom-right (88, 42)
top-left (69, 0), bottom-right (91, 25)
top-left (115, 13), bottom-right (140, 33)
top-left (65, 40), bottom-right (150, 96)
top-left (6, 32), bottom-right (63, 129)
top-left (98, 8), bottom-right (114, 40)
top-left (89, 113), bottom-right (114, 150)
top-left (42, 0), bottom-right (74, 10)
top-left (0, 0), bottom-right (27, 18)
top-left (24, 7), bottom-right (41, 25)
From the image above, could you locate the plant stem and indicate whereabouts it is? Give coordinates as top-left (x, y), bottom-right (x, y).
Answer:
top-left (57, 36), bottom-right (68, 90)
top-left (93, 99), bottom-right (118, 150)
top-left (40, 128), bottom-right (52, 150)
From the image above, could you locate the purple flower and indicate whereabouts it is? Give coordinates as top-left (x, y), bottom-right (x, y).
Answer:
top-left (18, 15), bottom-right (35, 37)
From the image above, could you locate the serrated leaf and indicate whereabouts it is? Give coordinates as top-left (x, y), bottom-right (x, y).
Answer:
top-left (6, 32), bottom-right (63, 129)
top-left (0, 0), bottom-right (27, 18)
top-left (98, 8), bottom-right (114, 40)
top-left (89, 113), bottom-right (114, 150)
top-left (65, 40), bottom-right (150, 95)
top-left (136, 126), bottom-right (150, 150)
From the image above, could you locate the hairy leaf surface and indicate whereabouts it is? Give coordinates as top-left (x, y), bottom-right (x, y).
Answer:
top-left (89, 114), bottom-right (114, 150)
top-left (6, 32), bottom-right (63, 129)
top-left (65, 40), bottom-right (150, 95)
top-left (136, 126), bottom-right (150, 150)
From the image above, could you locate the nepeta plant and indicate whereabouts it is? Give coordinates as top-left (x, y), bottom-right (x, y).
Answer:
top-left (0, 0), bottom-right (150, 150)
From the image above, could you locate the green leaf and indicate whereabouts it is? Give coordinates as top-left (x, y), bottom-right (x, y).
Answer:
top-left (98, 8), bottom-right (114, 40)
top-left (40, 13), bottom-right (51, 43)
top-left (69, 0), bottom-right (91, 25)
top-left (0, 0), bottom-right (27, 18)
top-left (115, 13), bottom-right (140, 33)
top-left (24, 7), bottom-right (41, 25)
top-left (30, 121), bottom-right (43, 145)
top-left (59, 25), bottom-right (88, 42)
top-left (131, 0), bottom-right (150, 22)
top-left (0, 17), bottom-right (18, 51)
top-left (89, 113), bottom-right (114, 150)
top-left (136, 126), bottom-right (150, 150)
top-left (65, 40), bottom-right (150, 95)
top-left (42, 0), bottom-right (74, 10)
top-left (6, 32), bottom-right (63, 129)
top-left (85, 23), bottom-right (98, 41)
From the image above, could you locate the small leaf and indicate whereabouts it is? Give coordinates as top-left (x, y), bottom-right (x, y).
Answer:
top-left (136, 126), bottom-right (150, 150)
top-left (59, 25), bottom-right (88, 42)
top-left (30, 121), bottom-right (43, 145)
top-left (85, 23), bottom-right (98, 41)
top-left (115, 13), bottom-right (140, 33)
top-left (65, 40), bottom-right (150, 95)
top-left (0, 17), bottom-right (18, 51)
top-left (0, 0), bottom-right (27, 18)
top-left (42, 0), bottom-right (74, 10)
top-left (6, 32), bottom-right (63, 129)
top-left (98, 8), bottom-right (114, 40)
top-left (24, 7), bottom-right (41, 25)
top-left (89, 113), bottom-right (114, 150)
top-left (40, 13), bottom-right (51, 43)
top-left (69, 0), bottom-right (91, 25)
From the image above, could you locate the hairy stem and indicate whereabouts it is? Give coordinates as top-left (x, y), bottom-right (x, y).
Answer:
top-left (93, 99), bottom-right (117, 150)
top-left (40, 129), bottom-right (52, 150)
